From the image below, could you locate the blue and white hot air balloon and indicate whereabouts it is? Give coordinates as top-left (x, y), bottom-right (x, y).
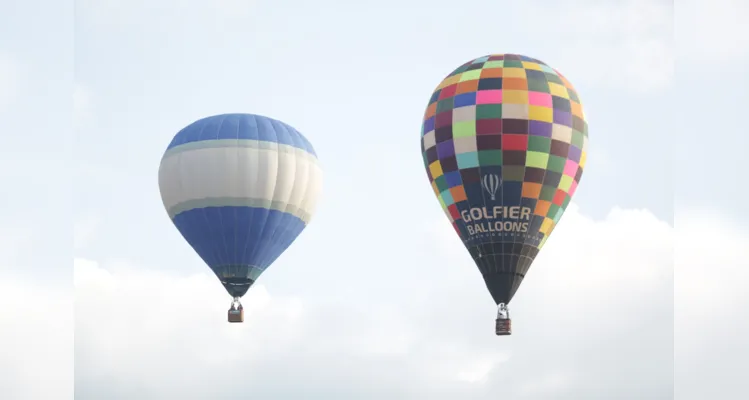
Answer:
top-left (158, 113), bottom-right (322, 322)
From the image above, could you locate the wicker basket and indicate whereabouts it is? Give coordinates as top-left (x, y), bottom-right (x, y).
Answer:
top-left (495, 318), bottom-right (512, 335)
top-left (228, 308), bottom-right (244, 323)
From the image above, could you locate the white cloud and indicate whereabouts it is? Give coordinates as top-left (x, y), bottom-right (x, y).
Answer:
top-left (517, 370), bottom-right (577, 398)
top-left (0, 211), bottom-right (72, 399)
top-left (675, 209), bottom-right (748, 400)
top-left (676, 0), bottom-right (749, 61)
top-left (0, 56), bottom-right (22, 109)
top-left (73, 205), bottom-right (677, 399)
top-left (0, 277), bottom-right (73, 399)
top-left (526, 0), bottom-right (674, 93)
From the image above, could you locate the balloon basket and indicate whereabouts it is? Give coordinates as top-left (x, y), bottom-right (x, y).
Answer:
top-left (495, 318), bottom-right (512, 336)
top-left (228, 308), bottom-right (244, 323)
top-left (228, 298), bottom-right (244, 323)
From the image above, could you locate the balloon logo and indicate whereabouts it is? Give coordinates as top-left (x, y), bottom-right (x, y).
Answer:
top-left (159, 113), bottom-right (322, 322)
top-left (420, 54), bottom-right (589, 335)
top-left (482, 173), bottom-right (501, 201)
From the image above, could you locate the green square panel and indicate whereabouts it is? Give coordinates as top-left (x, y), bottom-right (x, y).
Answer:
top-left (552, 206), bottom-right (564, 222)
top-left (540, 185), bottom-right (556, 201)
top-left (548, 203), bottom-right (561, 217)
top-left (525, 151), bottom-right (549, 169)
top-left (547, 155), bottom-right (566, 173)
top-left (453, 121), bottom-right (476, 137)
top-left (504, 60), bottom-right (524, 68)
top-left (545, 73), bottom-right (563, 85)
top-left (502, 166), bottom-right (525, 181)
top-left (527, 78), bottom-right (550, 93)
top-left (528, 136), bottom-right (551, 153)
top-left (571, 130), bottom-right (585, 148)
top-left (460, 70), bottom-right (482, 82)
top-left (437, 98), bottom-right (454, 113)
top-left (476, 104), bottom-right (502, 120)
top-left (478, 150), bottom-right (502, 166)
top-left (483, 60), bottom-right (504, 68)
top-left (434, 175), bottom-right (449, 192)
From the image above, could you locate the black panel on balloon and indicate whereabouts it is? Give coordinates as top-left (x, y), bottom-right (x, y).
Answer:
top-left (481, 271), bottom-right (525, 305)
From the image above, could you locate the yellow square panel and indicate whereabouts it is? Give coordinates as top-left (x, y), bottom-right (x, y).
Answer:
top-left (548, 82), bottom-right (569, 99)
top-left (502, 67), bottom-right (527, 79)
top-left (429, 161), bottom-right (443, 178)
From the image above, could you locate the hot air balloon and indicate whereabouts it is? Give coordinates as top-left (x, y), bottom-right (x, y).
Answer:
top-left (420, 54), bottom-right (588, 335)
top-left (158, 113), bottom-right (322, 323)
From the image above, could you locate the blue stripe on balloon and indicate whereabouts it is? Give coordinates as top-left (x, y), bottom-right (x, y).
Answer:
top-left (166, 113), bottom-right (317, 156)
top-left (171, 206), bottom-right (307, 276)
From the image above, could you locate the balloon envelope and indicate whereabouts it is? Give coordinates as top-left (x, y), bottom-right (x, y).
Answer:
top-left (159, 113), bottom-right (322, 298)
top-left (420, 54), bottom-right (588, 305)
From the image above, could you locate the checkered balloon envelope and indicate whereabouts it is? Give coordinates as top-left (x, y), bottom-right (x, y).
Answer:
top-left (420, 54), bottom-right (589, 307)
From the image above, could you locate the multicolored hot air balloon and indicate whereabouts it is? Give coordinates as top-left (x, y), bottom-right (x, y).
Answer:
top-left (158, 113), bottom-right (322, 323)
top-left (420, 54), bottom-right (589, 335)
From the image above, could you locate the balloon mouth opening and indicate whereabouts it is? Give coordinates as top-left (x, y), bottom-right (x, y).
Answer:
top-left (220, 277), bottom-right (255, 298)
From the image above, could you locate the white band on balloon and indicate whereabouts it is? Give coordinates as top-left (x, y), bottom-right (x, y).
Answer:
top-left (158, 139), bottom-right (323, 223)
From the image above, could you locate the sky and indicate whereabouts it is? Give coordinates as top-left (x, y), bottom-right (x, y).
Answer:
top-left (0, 0), bottom-right (747, 398)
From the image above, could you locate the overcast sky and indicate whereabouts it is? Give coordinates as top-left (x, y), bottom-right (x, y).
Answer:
top-left (0, 0), bottom-right (746, 399)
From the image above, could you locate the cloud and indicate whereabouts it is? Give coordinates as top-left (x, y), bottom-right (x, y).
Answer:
top-left (525, 0), bottom-right (674, 93)
top-left (676, 0), bottom-right (749, 61)
top-left (0, 207), bottom-right (72, 399)
top-left (74, 205), bottom-right (676, 399)
top-left (675, 209), bottom-right (748, 400)
top-left (0, 56), bottom-right (22, 109)
top-left (0, 277), bottom-right (73, 399)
